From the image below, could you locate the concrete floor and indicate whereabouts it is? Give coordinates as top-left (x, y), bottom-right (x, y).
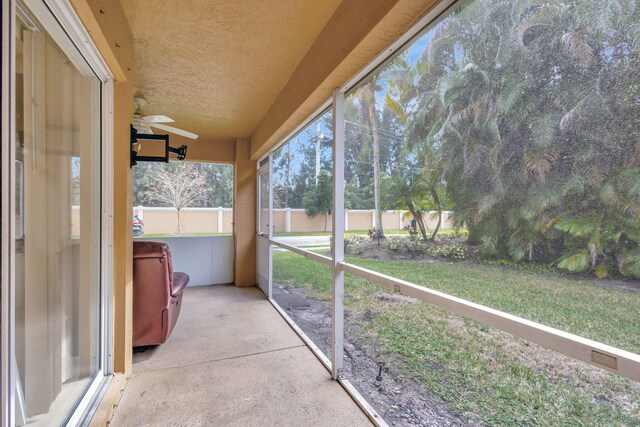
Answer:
top-left (110, 285), bottom-right (372, 427)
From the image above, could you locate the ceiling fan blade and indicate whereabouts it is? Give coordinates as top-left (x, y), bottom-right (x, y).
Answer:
top-left (149, 123), bottom-right (199, 139)
top-left (142, 114), bottom-right (174, 123)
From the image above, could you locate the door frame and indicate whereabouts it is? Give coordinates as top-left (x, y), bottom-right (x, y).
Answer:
top-left (256, 155), bottom-right (272, 297)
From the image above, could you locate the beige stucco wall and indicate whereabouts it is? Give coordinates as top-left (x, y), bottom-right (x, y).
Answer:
top-left (75, 207), bottom-right (452, 236)
top-left (132, 207), bottom-right (233, 235)
top-left (272, 210), bottom-right (286, 233)
top-left (348, 211), bottom-right (372, 230)
top-left (291, 211), bottom-right (333, 233)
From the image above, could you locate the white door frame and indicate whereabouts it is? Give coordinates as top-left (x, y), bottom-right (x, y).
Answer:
top-left (256, 156), bottom-right (272, 297)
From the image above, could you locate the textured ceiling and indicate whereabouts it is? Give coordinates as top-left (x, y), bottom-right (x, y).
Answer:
top-left (121, 0), bottom-right (342, 140)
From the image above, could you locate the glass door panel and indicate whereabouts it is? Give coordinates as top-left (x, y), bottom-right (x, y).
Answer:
top-left (13, 5), bottom-right (101, 425)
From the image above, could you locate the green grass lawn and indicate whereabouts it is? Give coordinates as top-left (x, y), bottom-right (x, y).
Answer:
top-left (273, 251), bottom-right (640, 426)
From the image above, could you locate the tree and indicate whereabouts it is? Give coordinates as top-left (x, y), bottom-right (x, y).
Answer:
top-left (303, 170), bottom-right (333, 232)
top-left (383, 55), bottom-right (446, 241)
top-left (414, 0), bottom-right (640, 277)
top-left (383, 172), bottom-right (431, 240)
top-left (356, 82), bottom-right (385, 239)
top-left (134, 162), bottom-right (233, 208)
top-left (146, 163), bottom-right (207, 234)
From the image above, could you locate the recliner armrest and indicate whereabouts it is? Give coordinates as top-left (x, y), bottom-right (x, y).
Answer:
top-left (172, 272), bottom-right (189, 297)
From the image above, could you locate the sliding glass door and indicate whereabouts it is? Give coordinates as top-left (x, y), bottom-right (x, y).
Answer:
top-left (3, 1), bottom-right (111, 425)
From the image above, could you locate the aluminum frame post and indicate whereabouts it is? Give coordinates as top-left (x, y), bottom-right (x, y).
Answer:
top-left (331, 88), bottom-right (345, 380)
top-left (268, 152), bottom-right (273, 299)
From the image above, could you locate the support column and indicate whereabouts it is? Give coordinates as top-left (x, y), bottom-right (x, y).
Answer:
top-left (217, 208), bottom-right (223, 233)
top-left (332, 89), bottom-right (345, 380)
top-left (112, 81), bottom-right (133, 376)
top-left (285, 207), bottom-right (291, 233)
top-left (234, 138), bottom-right (256, 287)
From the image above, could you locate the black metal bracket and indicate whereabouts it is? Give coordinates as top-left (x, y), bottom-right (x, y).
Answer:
top-left (130, 125), bottom-right (188, 167)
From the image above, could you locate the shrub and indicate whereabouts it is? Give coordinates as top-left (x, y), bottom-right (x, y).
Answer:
top-left (331, 234), bottom-right (367, 251)
top-left (428, 243), bottom-right (466, 260)
top-left (385, 236), bottom-right (405, 251)
top-left (384, 235), bottom-right (427, 254)
top-left (435, 229), bottom-right (469, 240)
top-left (346, 234), bottom-right (367, 248)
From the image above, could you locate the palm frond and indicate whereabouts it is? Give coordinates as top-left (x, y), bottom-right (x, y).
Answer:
top-left (559, 97), bottom-right (587, 131)
top-left (554, 216), bottom-right (595, 237)
top-left (497, 78), bottom-right (528, 116)
top-left (557, 250), bottom-right (590, 272)
top-left (619, 248), bottom-right (640, 279)
top-left (561, 32), bottom-right (594, 68)
top-left (624, 18), bottom-right (640, 51)
top-left (524, 149), bottom-right (558, 182)
top-left (531, 114), bottom-right (558, 148)
top-left (384, 93), bottom-right (406, 122)
top-left (617, 168), bottom-right (640, 201)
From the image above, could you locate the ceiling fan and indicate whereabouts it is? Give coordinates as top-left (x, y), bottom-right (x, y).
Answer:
top-left (131, 97), bottom-right (198, 139)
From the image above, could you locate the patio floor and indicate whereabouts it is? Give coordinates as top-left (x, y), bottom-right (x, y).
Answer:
top-left (109, 284), bottom-right (372, 426)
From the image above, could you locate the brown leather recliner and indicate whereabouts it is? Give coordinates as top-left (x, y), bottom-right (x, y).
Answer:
top-left (132, 241), bottom-right (189, 347)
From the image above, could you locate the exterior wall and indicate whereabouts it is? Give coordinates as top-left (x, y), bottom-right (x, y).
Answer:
top-left (348, 210), bottom-right (372, 230)
top-left (291, 211), bottom-right (333, 233)
top-left (381, 211), bottom-right (401, 230)
top-left (76, 207), bottom-right (453, 236)
top-left (157, 133), bottom-right (235, 164)
top-left (272, 209), bottom-right (286, 233)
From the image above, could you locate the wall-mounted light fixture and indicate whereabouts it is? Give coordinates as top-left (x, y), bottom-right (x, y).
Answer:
top-left (130, 125), bottom-right (188, 167)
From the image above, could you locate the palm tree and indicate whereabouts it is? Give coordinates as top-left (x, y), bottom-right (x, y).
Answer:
top-left (356, 82), bottom-right (385, 239)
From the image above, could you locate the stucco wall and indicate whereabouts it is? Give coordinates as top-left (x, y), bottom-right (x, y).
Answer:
top-left (101, 207), bottom-right (454, 236)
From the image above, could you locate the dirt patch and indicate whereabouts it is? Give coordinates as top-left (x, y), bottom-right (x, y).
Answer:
top-left (274, 283), bottom-right (466, 426)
